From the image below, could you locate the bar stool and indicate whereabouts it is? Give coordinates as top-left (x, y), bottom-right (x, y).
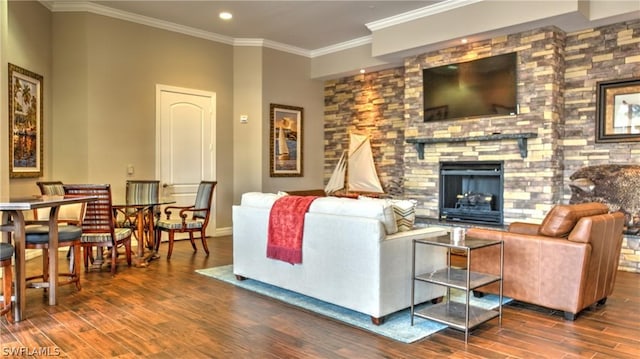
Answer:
top-left (24, 225), bottom-right (83, 291)
top-left (0, 242), bottom-right (14, 323)
top-left (25, 204), bottom-right (86, 291)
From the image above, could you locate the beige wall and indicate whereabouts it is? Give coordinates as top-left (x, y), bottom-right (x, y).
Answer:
top-left (1, 1), bottom-right (10, 198)
top-left (6, 1), bottom-right (52, 196)
top-left (50, 11), bottom-right (236, 228)
top-left (261, 48), bottom-right (324, 193)
top-left (233, 46), bottom-right (263, 202)
top-left (3, 2), bottom-right (323, 231)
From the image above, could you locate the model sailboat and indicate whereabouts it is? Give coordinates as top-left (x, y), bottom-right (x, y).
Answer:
top-left (324, 133), bottom-right (384, 196)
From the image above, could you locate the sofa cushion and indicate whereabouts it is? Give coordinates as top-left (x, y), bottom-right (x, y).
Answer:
top-left (240, 192), bottom-right (287, 208)
top-left (539, 202), bottom-right (610, 238)
top-left (309, 196), bottom-right (398, 234)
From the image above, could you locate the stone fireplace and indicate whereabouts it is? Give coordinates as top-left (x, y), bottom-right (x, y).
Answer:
top-left (439, 161), bottom-right (503, 225)
top-left (323, 20), bottom-right (640, 272)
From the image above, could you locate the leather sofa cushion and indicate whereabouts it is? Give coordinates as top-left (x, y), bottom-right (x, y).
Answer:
top-left (539, 202), bottom-right (609, 237)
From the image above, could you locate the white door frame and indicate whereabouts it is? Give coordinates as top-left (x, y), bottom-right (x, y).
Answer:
top-left (155, 84), bottom-right (217, 236)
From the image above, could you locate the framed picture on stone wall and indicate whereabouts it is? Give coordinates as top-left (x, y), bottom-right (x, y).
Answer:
top-left (270, 103), bottom-right (303, 177)
top-left (8, 63), bottom-right (43, 178)
top-left (596, 77), bottom-right (640, 143)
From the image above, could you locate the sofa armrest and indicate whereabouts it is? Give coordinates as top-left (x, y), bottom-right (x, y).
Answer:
top-left (468, 228), bottom-right (590, 313)
top-left (508, 222), bottom-right (540, 235)
top-left (385, 226), bottom-right (449, 241)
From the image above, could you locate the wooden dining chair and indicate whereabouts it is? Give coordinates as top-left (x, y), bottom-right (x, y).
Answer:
top-left (64, 184), bottom-right (132, 275)
top-left (24, 218), bottom-right (83, 291)
top-left (114, 180), bottom-right (160, 249)
top-left (0, 242), bottom-right (14, 323)
top-left (27, 181), bottom-right (85, 291)
top-left (36, 181), bottom-right (65, 195)
top-left (36, 181), bottom-right (77, 259)
top-left (155, 181), bottom-right (216, 260)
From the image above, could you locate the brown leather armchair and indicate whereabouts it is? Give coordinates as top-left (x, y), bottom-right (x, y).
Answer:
top-left (467, 203), bottom-right (625, 320)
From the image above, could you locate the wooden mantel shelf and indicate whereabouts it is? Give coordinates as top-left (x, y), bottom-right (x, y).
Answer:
top-left (406, 133), bottom-right (538, 159)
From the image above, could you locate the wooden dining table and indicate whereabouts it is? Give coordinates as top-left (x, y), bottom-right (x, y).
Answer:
top-left (0, 194), bottom-right (97, 322)
top-left (112, 199), bottom-right (175, 266)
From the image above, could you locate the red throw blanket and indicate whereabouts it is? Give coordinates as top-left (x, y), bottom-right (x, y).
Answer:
top-left (267, 195), bottom-right (319, 264)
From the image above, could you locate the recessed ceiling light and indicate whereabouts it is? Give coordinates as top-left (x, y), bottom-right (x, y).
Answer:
top-left (360, 69), bottom-right (366, 74)
top-left (461, 38), bottom-right (468, 44)
top-left (219, 12), bottom-right (232, 20)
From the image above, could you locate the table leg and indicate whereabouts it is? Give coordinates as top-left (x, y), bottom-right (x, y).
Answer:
top-left (4, 211), bottom-right (26, 321)
top-left (146, 210), bottom-right (160, 260)
top-left (47, 206), bottom-right (60, 306)
top-left (134, 208), bottom-right (149, 267)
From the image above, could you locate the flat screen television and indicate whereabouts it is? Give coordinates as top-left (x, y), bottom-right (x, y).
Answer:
top-left (423, 52), bottom-right (518, 121)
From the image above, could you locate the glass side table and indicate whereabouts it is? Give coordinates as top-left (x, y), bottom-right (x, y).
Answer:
top-left (410, 233), bottom-right (503, 343)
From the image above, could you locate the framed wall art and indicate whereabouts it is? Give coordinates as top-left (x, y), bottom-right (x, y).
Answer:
top-left (270, 103), bottom-right (303, 177)
top-left (9, 63), bottom-right (43, 178)
top-left (596, 77), bottom-right (640, 143)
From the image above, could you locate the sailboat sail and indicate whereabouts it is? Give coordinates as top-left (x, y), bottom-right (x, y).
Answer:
top-left (324, 150), bottom-right (347, 194)
top-left (325, 133), bottom-right (384, 195)
top-left (277, 127), bottom-right (289, 157)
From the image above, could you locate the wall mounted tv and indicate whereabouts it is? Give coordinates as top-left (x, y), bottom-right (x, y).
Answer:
top-left (423, 52), bottom-right (518, 122)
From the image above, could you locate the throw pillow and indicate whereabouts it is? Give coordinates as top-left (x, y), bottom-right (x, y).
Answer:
top-left (358, 196), bottom-right (417, 231)
top-left (388, 199), bottom-right (417, 232)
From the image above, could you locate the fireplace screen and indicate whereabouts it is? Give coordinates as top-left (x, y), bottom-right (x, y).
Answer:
top-left (439, 162), bottom-right (503, 225)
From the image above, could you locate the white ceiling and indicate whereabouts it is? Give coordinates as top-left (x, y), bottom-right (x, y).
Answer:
top-left (45, 0), bottom-right (442, 51)
top-left (44, 0), bottom-right (639, 58)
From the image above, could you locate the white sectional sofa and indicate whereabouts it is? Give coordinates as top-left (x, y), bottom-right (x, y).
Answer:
top-left (232, 192), bottom-right (449, 324)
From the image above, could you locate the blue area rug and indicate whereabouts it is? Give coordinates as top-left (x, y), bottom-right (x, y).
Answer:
top-left (196, 265), bottom-right (510, 343)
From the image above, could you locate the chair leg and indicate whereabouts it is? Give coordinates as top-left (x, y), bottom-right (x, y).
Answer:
top-left (167, 231), bottom-right (175, 260)
top-left (188, 233), bottom-right (197, 252)
top-left (73, 244), bottom-right (82, 290)
top-left (200, 229), bottom-right (209, 255)
top-left (83, 246), bottom-right (90, 272)
top-left (42, 249), bottom-right (49, 282)
top-left (154, 228), bottom-right (162, 253)
top-left (110, 245), bottom-right (118, 276)
top-left (1, 261), bottom-right (13, 323)
top-left (125, 239), bottom-right (132, 267)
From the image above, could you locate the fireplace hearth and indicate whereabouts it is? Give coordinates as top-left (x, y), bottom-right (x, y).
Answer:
top-left (439, 161), bottom-right (503, 225)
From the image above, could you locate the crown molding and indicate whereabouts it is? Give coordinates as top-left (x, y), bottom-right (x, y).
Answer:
top-left (233, 38), bottom-right (311, 57)
top-left (46, 1), bottom-right (314, 57)
top-left (43, 0), bottom-right (482, 59)
top-left (366, 0), bottom-right (482, 31)
top-left (48, 1), bottom-right (235, 45)
top-left (310, 36), bottom-right (373, 58)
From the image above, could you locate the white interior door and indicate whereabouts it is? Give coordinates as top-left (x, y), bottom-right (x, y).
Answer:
top-left (156, 85), bottom-right (216, 239)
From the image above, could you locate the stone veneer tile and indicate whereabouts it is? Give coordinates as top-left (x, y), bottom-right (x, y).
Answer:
top-left (325, 20), bottom-right (640, 271)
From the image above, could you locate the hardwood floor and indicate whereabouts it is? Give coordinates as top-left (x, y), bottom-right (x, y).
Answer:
top-left (1, 236), bottom-right (639, 358)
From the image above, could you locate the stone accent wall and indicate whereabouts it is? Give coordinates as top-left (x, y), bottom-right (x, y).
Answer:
top-left (324, 68), bottom-right (406, 195)
top-left (323, 20), bottom-right (640, 272)
top-left (403, 27), bottom-right (566, 222)
top-left (562, 20), bottom-right (640, 273)
top-left (562, 21), bottom-right (640, 194)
